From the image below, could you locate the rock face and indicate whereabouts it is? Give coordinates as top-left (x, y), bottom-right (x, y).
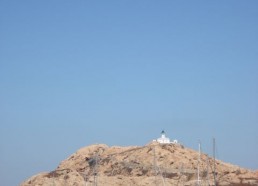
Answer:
top-left (21, 142), bottom-right (258, 186)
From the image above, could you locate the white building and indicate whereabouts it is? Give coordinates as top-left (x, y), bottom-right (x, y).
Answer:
top-left (154, 130), bottom-right (178, 144)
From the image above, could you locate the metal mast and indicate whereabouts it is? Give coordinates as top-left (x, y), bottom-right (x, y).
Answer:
top-left (213, 138), bottom-right (217, 186)
top-left (197, 142), bottom-right (201, 186)
top-left (206, 156), bottom-right (210, 186)
top-left (153, 145), bottom-right (158, 186)
top-left (93, 153), bottom-right (99, 186)
top-left (84, 159), bottom-right (88, 186)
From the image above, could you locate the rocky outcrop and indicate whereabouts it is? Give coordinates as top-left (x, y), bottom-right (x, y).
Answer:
top-left (21, 142), bottom-right (258, 186)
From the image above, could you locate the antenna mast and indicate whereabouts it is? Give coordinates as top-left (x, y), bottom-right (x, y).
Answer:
top-left (206, 156), bottom-right (210, 186)
top-left (153, 145), bottom-right (158, 186)
top-left (213, 138), bottom-right (217, 186)
top-left (197, 141), bottom-right (201, 186)
top-left (93, 152), bottom-right (99, 186)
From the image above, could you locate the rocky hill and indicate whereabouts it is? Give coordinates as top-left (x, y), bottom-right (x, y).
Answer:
top-left (21, 142), bottom-right (258, 186)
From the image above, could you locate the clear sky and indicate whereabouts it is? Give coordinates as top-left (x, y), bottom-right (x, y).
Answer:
top-left (0, 1), bottom-right (258, 185)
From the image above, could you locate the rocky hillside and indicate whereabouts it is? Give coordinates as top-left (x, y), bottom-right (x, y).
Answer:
top-left (21, 142), bottom-right (258, 186)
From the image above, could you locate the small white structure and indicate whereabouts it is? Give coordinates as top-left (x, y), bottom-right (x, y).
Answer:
top-left (157, 130), bottom-right (171, 144)
top-left (154, 130), bottom-right (178, 144)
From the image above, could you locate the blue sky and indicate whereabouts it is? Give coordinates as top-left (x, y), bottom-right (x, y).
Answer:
top-left (0, 1), bottom-right (258, 185)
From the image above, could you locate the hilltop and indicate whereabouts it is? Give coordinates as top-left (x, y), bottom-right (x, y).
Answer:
top-left (21, 142), bottom-right (258, 186)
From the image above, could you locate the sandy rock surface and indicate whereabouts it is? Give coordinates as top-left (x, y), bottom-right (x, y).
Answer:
top-left (21, 142), bottom-right (258, 186)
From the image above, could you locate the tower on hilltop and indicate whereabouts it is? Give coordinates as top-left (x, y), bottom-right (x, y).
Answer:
top-left (153, 130), bottom-right (178, 144)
